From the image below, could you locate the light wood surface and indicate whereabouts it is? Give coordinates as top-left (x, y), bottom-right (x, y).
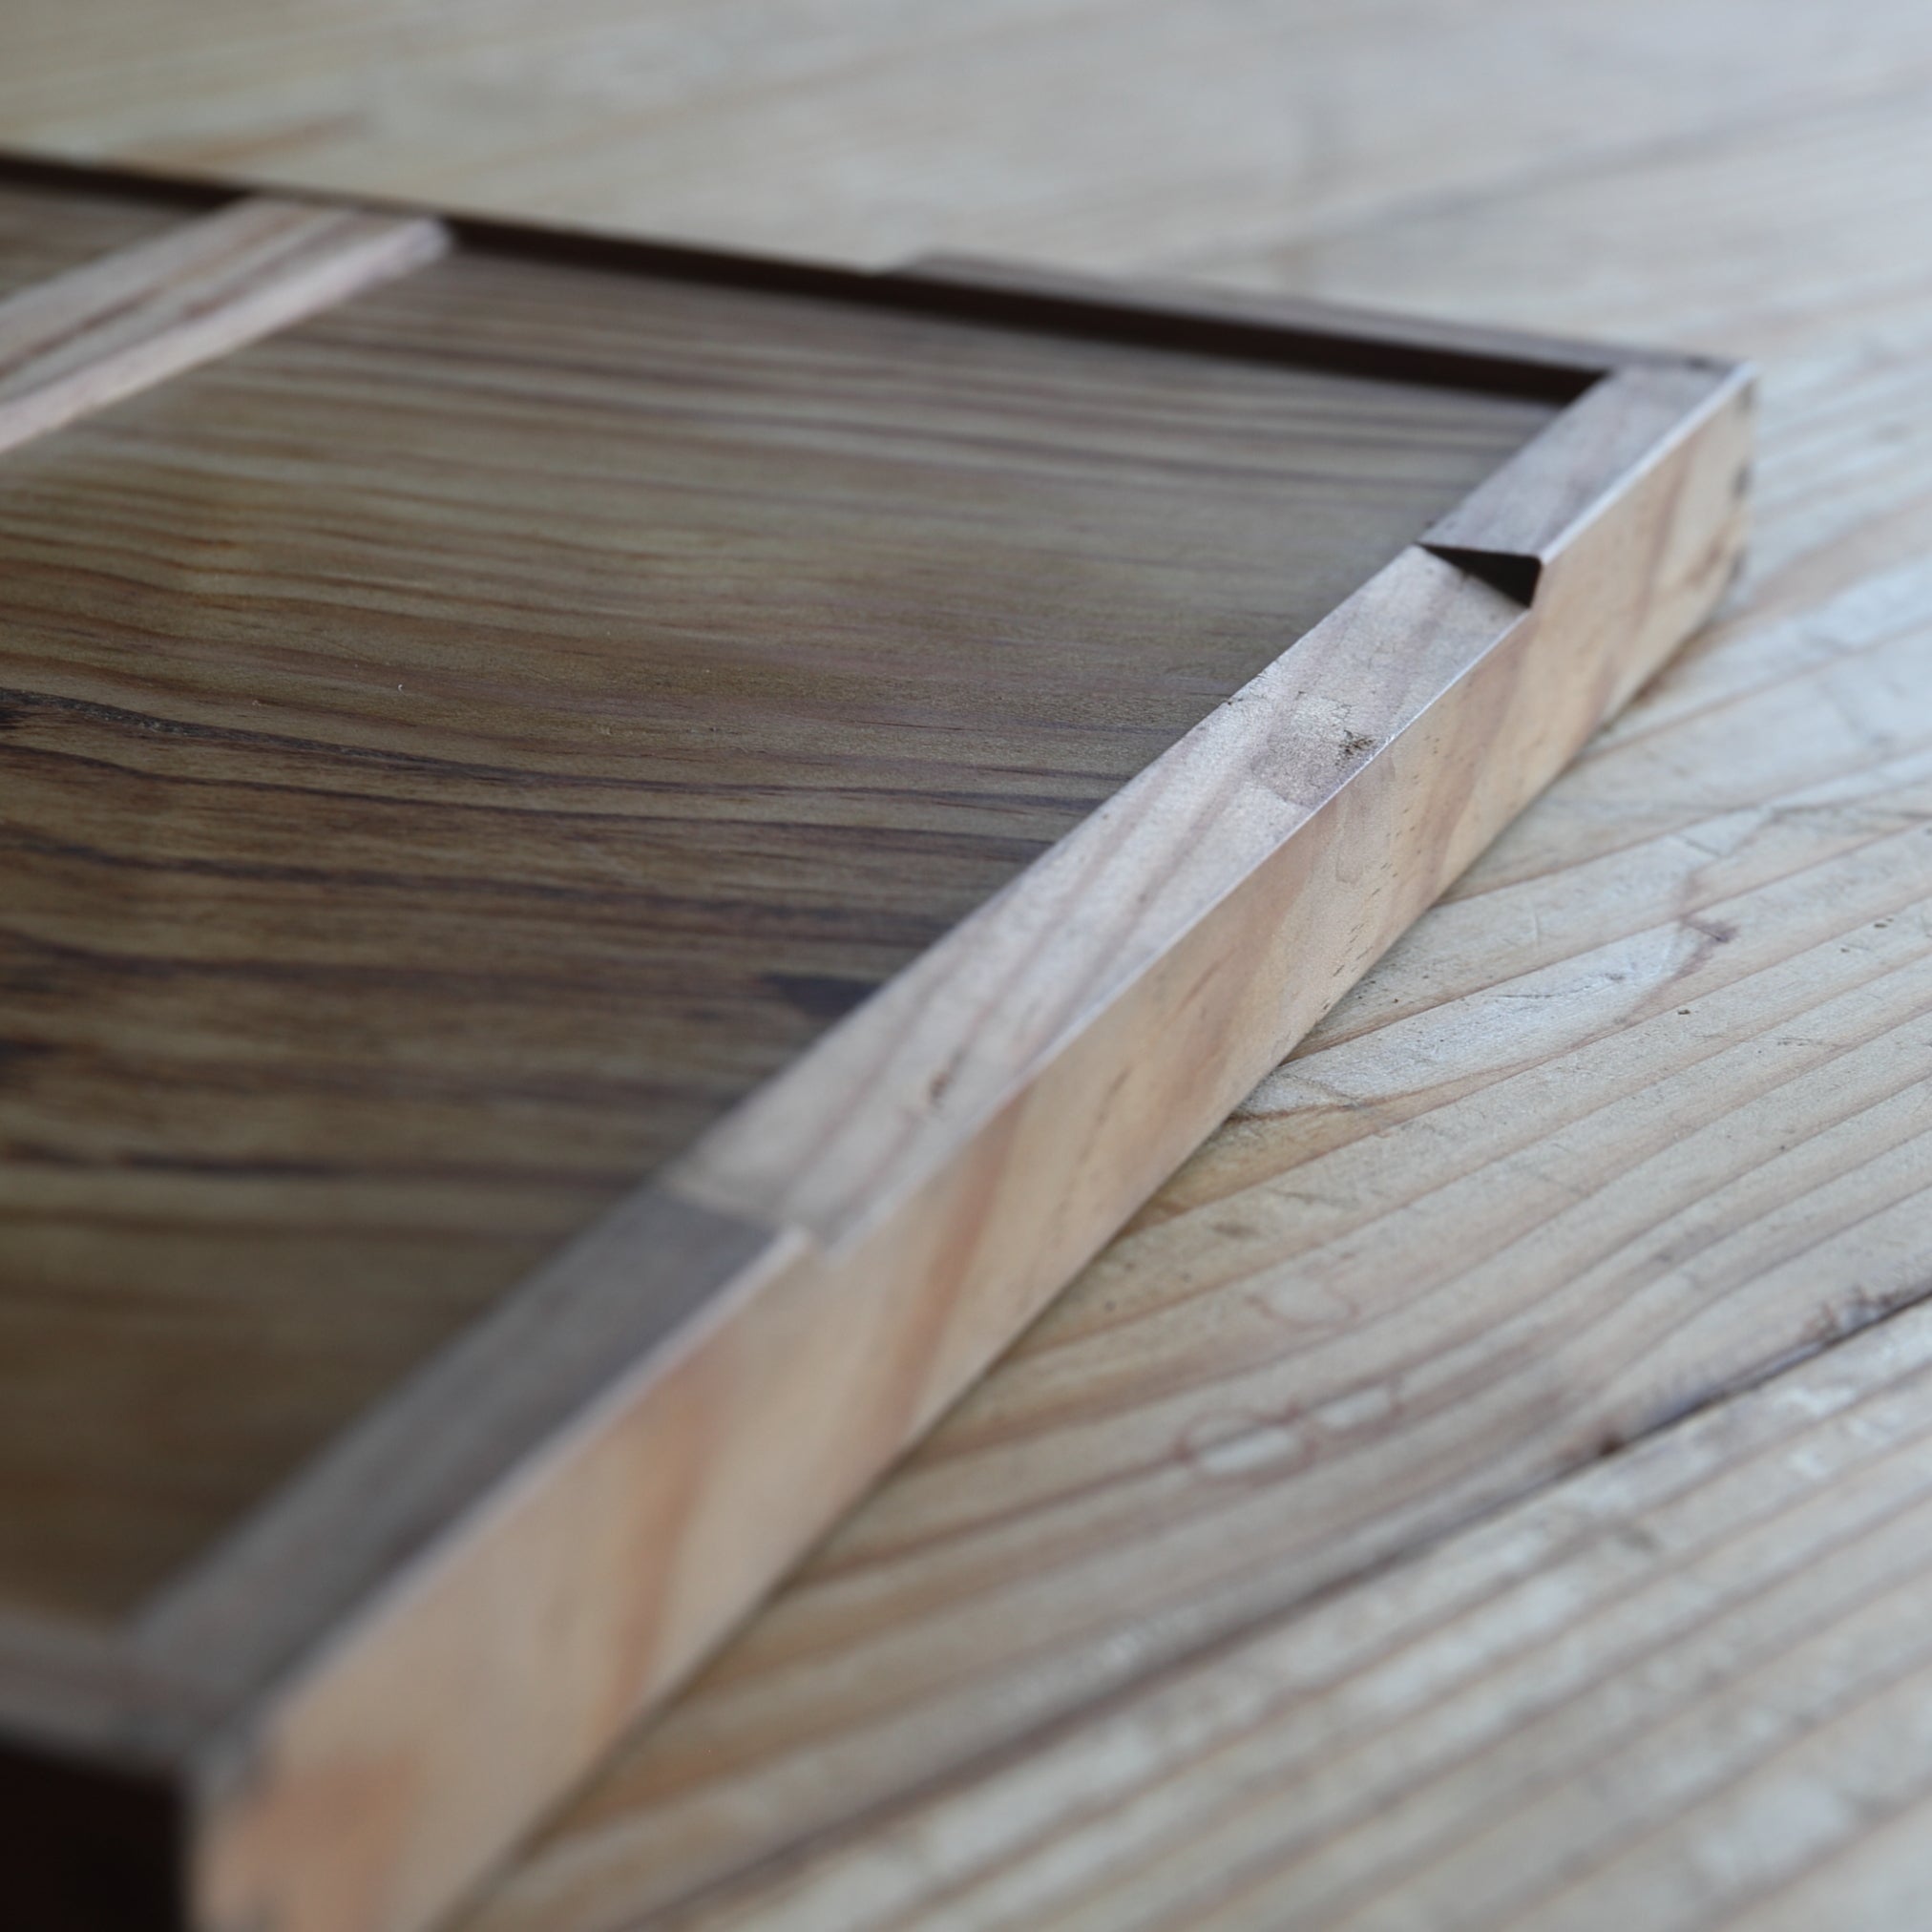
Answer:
top-left (650, 1297), bottom-right (1932, 1930)
top-left (4, 4), bottom-right (1926, 1927)
top-left (1, 0), bottom-right (1924, 277)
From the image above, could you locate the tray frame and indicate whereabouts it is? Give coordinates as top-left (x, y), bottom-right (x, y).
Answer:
top-left (0, 151), bottom-right (1753, 1932)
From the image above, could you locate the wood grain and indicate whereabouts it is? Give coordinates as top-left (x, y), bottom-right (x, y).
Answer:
top-left (10, 6), bottom-right (1917, 1921)
top-left (0, 207), bottom-right (1551, 1624)
top-left (648, 1299), bottom-right (1932, 1930)
top-left (0, 191), bottom-right (446, 452)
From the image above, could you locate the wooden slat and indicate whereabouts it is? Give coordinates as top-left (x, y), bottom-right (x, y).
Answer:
top-left (0, 192), bottom-right (445, 451)
top-left (647, 1301), bottom-right (1932, 1930)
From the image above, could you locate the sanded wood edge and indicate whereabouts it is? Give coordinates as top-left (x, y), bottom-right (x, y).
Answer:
top-left (1422, 357), bottom-right (1755, 594)
top-left (76, 365), bottom-right (1752, 1932)
top-left (0, 194), bottom-right (447, 453)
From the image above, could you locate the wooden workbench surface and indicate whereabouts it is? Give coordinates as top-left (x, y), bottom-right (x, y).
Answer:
top-left (5, 3), bottom-right (1930, 1926)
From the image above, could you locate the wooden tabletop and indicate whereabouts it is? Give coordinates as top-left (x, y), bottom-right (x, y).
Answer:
top-left (7, 3), bottom-right (1931, 1926)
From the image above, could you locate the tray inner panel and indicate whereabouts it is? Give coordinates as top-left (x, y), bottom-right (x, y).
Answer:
top-left (0, 197), bottom-right (1556, 1618)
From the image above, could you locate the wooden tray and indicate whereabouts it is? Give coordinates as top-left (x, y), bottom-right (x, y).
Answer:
top-left (0, 154), bottom-right (1751, 1932)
